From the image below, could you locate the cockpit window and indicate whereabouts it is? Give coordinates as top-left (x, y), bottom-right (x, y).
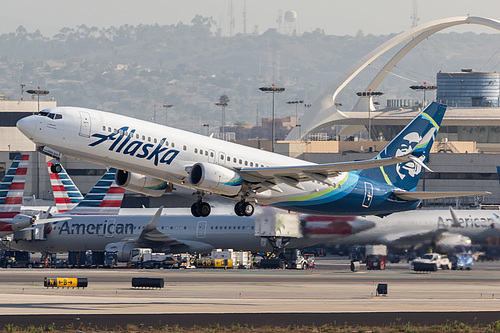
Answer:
top-left (48, 113), bottom-right (55, 119)
top-left (36, 111), bottom-right (50, 117)
top-left (55, 114), bottom-right (62, 119)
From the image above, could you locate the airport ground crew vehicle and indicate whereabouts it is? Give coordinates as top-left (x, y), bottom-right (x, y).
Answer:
top-left (411, 253), bottom-right (451, 272)
top-left (129, 248), bottom-right (178, 269)
top-left (0, 250), bottom-right (32, 268)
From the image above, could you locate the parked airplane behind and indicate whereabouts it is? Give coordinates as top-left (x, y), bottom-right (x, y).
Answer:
top-left (17, 102), bottom-right (488, 218)
top-left (328, 207), bottom-right (500, 253)
top-left (47, 161), bottom-right (83, 213)
top-left (0, 155), bottom-right (68, 237)
top-left (11, 205), bottom-right (375, 261)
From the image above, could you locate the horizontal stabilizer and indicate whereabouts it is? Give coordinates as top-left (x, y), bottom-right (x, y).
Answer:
top-left (393, 191), bottom-right (491, 201)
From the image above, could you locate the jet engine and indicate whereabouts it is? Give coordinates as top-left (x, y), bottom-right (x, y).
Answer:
top-left (10, 214), bottom-right (35, 232)
top-left (105, 242), bottom-right (137, 262)
top-left (435, 232), bottom-right (472, 253)
top-left (115, 170), bottom-right (173, 197)
top-left (189, 162), bottom-right (242, 196)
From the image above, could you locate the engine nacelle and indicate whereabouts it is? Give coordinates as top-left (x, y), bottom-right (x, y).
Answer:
top-left (105, 242), bottom-right (138, 262)
top-left (115, 170), bottom-right (173, 197)
top-left (10, 214), bottom-right (35, 232)
top-left (189, 162), bottom-right (242, 196)
top-left (436, 232), bottom-right (472, 253)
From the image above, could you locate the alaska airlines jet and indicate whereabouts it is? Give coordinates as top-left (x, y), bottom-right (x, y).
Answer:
top-left (16, 102), bottom-right (487, 217)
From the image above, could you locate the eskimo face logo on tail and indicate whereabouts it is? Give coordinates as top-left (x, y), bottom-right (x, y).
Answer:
top-left (395, 132), bottom-right (422, 180)
top-left (89, 126), bottom-right (179, 166)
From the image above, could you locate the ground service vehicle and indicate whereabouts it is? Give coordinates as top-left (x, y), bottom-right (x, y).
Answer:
top-left (68, 250), bottom-right (117, 268)
top-left (365, 245), bottom-right (387, 270)
top-left (411, 253), bottom-right (451, 272)
top-left (0, 250), bottom-right (32, 268)
top-left (129, 248), bottom-right (177, 269)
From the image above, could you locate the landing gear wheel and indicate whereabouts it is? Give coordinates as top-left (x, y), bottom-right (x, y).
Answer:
top-left (234, 202), bottom-right (254, 217)
top-left (241, 202), bottom-right (254, 216)
top-left (50, 163), bottom-right (62, 173)
top-left (234, 202), bottom-right (244, 216)
top-left (191, 203), bottom-right (201, 217)
top-left (199, 202), bottom-right (211, 217)
top-left (191, 202), bottom-right (211, 217)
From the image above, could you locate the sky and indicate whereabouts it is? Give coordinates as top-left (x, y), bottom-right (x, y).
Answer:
top-left (2, 0), bottom-right (500, 37)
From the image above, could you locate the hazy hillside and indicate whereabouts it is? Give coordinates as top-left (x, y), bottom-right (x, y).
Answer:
top-left (1, 17), bottom-right (500, 133)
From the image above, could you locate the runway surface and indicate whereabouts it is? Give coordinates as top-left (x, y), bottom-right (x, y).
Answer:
top-left (0, 256), bottom-right (499, 328)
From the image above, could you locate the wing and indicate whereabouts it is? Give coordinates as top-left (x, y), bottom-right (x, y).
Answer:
top-left (394, 191), bottom-right (491, 201)
top-left (381, 229), bottom-right (447, 245)
top-left (135, 206), bottom-right (184, 247)
top-left (237, 153), bottom-right (422, 192)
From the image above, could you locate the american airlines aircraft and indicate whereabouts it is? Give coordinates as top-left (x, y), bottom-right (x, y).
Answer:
top-left (11, 205), bottom-right (375, 261)
top-left (332, 207), bottom-right (500, 253)
top-left (6, 161), bottom-right (369, 260)
top-left (16, 102), bottom-right (487, 218)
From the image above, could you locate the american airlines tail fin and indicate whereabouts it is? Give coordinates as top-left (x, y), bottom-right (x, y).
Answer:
top-left (358, 102), bottom-right (446, 191)
top-left (47, 162), bottom-right (84, 213)
top-left (66, 168), bottom-right (125, 215)
top-left (0, 154), bottom-right (29, 219)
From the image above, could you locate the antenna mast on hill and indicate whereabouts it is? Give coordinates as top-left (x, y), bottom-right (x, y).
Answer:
top-left (243, 0), bottom-right (247, 34)
top-left (411, 0), bottom-right (420, 28)
top-left (228, 0), bottom-right (235, 37)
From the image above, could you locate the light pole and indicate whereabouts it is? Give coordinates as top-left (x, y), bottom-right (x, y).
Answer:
top-left (303, 102), bottom-right (312, 140)
top-left (286, 99), bottom-right (304, 124)
top-left (26, 87), bottom-right (50, 200)
top-left (410, 83), bottom-right (437, 108)
top-left (26, 87), bottom-right (49, 114)
top-left (259, 85), bottom-right (285, 152)
top-left (215, 95), bottom-right (229, 140)
top-left (163, 102), bottom-right (173, 125)
top-left (203, 123), bottom-right (210, 136)
top-left (356, 90), bottom-right (384, 141)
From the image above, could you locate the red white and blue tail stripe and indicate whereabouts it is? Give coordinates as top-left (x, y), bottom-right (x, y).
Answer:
top-left (0, 154), bottom-right (29, 219)
top-left (47, 162), bottom-right (84, 213)
top-left (66, 168), bottom-right (125, 215)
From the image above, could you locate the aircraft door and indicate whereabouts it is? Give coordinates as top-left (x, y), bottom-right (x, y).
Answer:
top-left (105, 219), bottom-right (116, 238)
top-left (196, 221), bottom-right (207, 238)
top-left (208, 150), bottom-right (216, 163)
top-left (362, 182), bottom-right (373, 208)
top-left (79, 111), bottom-right (91, 138)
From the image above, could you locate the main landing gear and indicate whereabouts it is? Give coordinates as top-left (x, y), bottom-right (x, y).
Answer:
top-left (50, 163), bottom-right (62, 173)
top-left (234, 201), bottom-right (254, 217)
top-left (191, 200), bottom-right (211, 217)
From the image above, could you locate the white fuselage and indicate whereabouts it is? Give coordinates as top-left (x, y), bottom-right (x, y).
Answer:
top-left (10, 207), bottom-right (354, 253)
top-left (17, 107), bottom-right (341, 206)
top-left (335, 209), bottom-right (500, 248)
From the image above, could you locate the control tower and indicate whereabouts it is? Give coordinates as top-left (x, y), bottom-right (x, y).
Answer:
top-left (437, 69), bottom-right (499, 107)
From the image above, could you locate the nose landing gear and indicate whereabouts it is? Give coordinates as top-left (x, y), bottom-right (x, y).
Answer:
top-left (50, 163), bottom-right (62, 173)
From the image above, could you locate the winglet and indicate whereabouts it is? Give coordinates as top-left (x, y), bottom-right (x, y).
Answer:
top-left (449, 207), bottom-right (461, 228)
top-left (140, 206), bottom-right (164, 236)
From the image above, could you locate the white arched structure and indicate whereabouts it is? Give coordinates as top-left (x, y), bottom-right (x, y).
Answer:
top-left (286, 16), bottom-right (500, 141)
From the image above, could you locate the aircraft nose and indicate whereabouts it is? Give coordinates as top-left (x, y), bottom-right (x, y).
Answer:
top-left (16, 116), bottom-right (37, 140)
top-left (348, 218), bottom-right (375, 234)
